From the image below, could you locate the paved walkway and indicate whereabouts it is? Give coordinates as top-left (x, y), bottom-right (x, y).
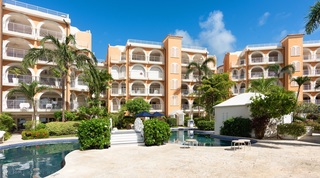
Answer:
top-left (2, 133), bottom-right (320, 178)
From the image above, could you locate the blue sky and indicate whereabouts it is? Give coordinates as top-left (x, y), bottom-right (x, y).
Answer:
top-left (19, 0), bottom-right (319, 65)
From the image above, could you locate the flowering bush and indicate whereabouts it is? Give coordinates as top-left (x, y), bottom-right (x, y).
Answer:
top-left (21, 129), bottom-right (49, 140)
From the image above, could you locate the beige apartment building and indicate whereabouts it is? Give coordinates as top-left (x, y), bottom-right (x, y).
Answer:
top-left (106, 36), bottom-right (216, 123)
top-left (223, 34), bottom-right (320, 104)
top-left (0, 0), bottom-right (99, 129)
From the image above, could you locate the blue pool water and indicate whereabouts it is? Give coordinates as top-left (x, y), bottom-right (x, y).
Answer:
top-left (0, 141), bottom-right (79, 178)
top-left (169, 130), bottom-right (232, 146)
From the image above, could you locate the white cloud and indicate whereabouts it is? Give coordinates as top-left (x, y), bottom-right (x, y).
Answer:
top-left (258, 12), bottom-right (270, 26)
top-left (173, 11), bottom-right (236, 65)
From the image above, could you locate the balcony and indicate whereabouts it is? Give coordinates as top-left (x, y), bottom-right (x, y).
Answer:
top-left (149, 56), bottom-right (163, 63)
top-left (251, 57), bottom-right (263, 63)
top-left (181, 89), bottom-right (189, 95)
top-left (316, 69), bottom-right (320, 75)
top-left (131, 88), bottom-right (146, 95)
top-left (39, 101), bottom-right (62, 109)
top-left (182, 104), bottom-right (189, 110)
top-left (232, 75), bottom-right (239, 80)
top-left (112, 104), bottom-right (120, 112)
top-left (39, 28), bottom-right (63, 40)
top-left (268, 56), bottom-right (279, 62)
top-left (182, 58), bottom-right (189, 65)
top-left (6, 47), bottom-right (28, 59)
top-left (316, 99), bottom-right (320, 105)
top-left (7, 22), bottom-right (32, 35)
top-left (303, 70), bottom-right (310, 76)
top-left (268, 71), bottom-right (277, 77)
top-left (111, 88), bottom-right (126, 95)
top-left (251, 72), bottom-right (263, 78)
top-left (239, 75), bottom-right (245, 80)
top-left (39, 77), bottom-right (61, 87)
top-left (6, 74), bottom-right (33, 84)
top-left (303, 84), bottom-right (311, 91)
top-left (150, 104), bottom-right (162, 110)
top-left (131, 54), bottom-right (145, 61)
top-left (304, 54), bottom-right (311, 61)
top-left (5, 99), bottom-right (32, 110)
top-left (149, 88), bottom-right (163, 95)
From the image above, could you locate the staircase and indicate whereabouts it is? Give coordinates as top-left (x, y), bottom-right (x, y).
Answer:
top-left (111, 130), bottom-right (144, 146)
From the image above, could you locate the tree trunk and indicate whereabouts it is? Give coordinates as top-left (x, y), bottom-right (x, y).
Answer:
top-left (61, 76), bottom-right (66, 122)
top-left (32, 100), bottom-right (37, 129)
top-left (252, 116), bottom-right (270, 139)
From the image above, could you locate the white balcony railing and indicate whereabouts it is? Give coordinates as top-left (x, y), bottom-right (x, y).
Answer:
top-left (131, 88), bottom-right (146, 95)
top-left (131, 54), bottom-right (145, 61)
top-left (150, 104), bottom-right (162, 110)
top-left (39, 28), bottom-right (63, 40)
top-left (149, 56), bottom-right (162, 62)
top-left (39, 100), bottom-right (62, 109)
top-left (149, 88), bottom-right (163, 95)
top-left (182, 104), bottom-right (189, 110)
top-left (251, 57), bottom-right (263, 63)
top-left (268, 56), bottom-right (279, 62)
top-left (6, 47), bottom-right (28, 58)
top-left (251, 72), bottom-right (263, 78)
top-left (303, 84), bottom-right (311, 90)
top-left (6, 99), bottom-right (32, 109)
top-left (7, 22), bottom-right (32, 35)
top-left (39, 77), bottom-right (61, 87)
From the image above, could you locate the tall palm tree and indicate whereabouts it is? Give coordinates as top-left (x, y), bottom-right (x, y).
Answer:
top-left (247, 77), bottom-right (278, 94)
top-left (22, 35), bottom-right (97, 122)
top-left (305, 1), bottom-right (320, 34)
top-left (291, 76), bottom-right (311, 101)
top-left (186, 57), bottom-right (216, 117)
top-left (265, 64), bottom-right (295, 82)
top-left (7, 81), bottom-right (49, 127)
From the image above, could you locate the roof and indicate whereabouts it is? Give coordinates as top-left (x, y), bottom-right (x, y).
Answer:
top-left (214, 92), bottom-right (263, 108)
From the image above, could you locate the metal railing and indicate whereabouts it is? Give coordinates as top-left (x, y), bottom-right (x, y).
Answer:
top-left (7, 74), bottom-right (32, 84)
top-left (39, 76), bottom-right (61, 87)
top-left (4, 0), bottom-right (69, 18)
top-left (149, 56), bottom-right (162, 62)
top-left (6, 47), bottom-right (28, 58)
top-left (181, 89), bottom-right (189, 95)
top-left (39, 28), bottom-right (63, 40)
top-left (268, 56), bottom-right (279, 62)
top-left (151, 104), bottom-right (162, 110)
top-left (251, 57), bottom-right (264, 63)
top-left (127, 39), bottom-right (162, 46)
top-left (251, 72), bottom-right (263, 78)
top-left (6, 99), bottom-right (32, 109)
top-left (182, 104), bottom-right (189, 110)
top-left (247, 43), bottom-right (280, 48)
top-left (7, 22), bottom-right (32, 34)
top-left (131, 88), bottom-right (146, 94)
top-left (131, 54), bottom-right (146, 61)
top-left (39, 100), bottom-right (62, 109)
top-left (149, 88), bottom-right (162, 94)
top-left (182, 44), bottom-right (207, 50)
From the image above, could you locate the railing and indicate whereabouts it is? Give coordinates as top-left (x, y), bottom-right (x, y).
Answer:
top-left (268, 56), bottom-right (279, 62)
top-left (130, 71), bottom-right (145, 79)
top-left (149, 56), bottom-right (162, 62)
top-left (182, 74), bottom-right (190, 80)
top-left (240, 75), bottom-right (245, 79)
top-left (6, 47), bottom-right (28, 58)
top-left (131, 54), bottom-right (146, 61)
top-left (182, 44), bottom-right (207, 50)
top-left (39, 28), bottom-right (63, 40)
top-left (303, 70), bottom-right (310, 75)
top-left (111, 88), bottom-right (119, 94)
top-left (240, 88), bottom-right (246, 93)
top-left (316, 54), bottom-right (320, 60)
top-left (39, 77), bottom-right (61, 87)
top-left (181, 89), bottom-right (189, 95)
top-left (251, 72), bottom-right (263, 78)
top-left (182, 58), bottom-right (189, 64)
top-left (304, 54), bottom-right (311, 60)
top-left (251, 57), bottom-right (263, 63)
top-left (149, 88), bottom-right (162, 94)
top-left (232, 75), bottom-right (239, 79)
top-left (247, 43), bottom-right (280, 48)
top-left (7, 22), bottom-right (32, 34)
top-left (148, 71), bottom-right (163, 79)
top-left (303, 99), bottom-right (311, 103)
top-left (4, 0), bottom-right (69, 18)
top-left (303, 84), bottom-right (311, 90)
top-left (7, 74), bottom-right (32, 84)
top-left (316, 99), bottom-right (320, 105)
top-left (150, 104), bottom-right (162, 110)
top-left (77, 80), bottom-right (88, 86)
top-left (304, 40), bottom-right (320, 44)
top-left (127, 39), bottom-right (162, 46)
top-left (131, 88), bottom-right (146, 94)
top-left (6, 99), bottom-right (32, 109)
top-left (268, 71), bottom-right (276, 77)
top-left (39, 100), bottom-right (62, 109)
top-left (316, 69), bottom-right (320, 75)
top-left (233, 88), bottom-right (238, 94)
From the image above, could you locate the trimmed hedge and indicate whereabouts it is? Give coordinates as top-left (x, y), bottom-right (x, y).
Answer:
top-left (77, 118), bottom-right (111, 150)
top-left (197, 120), bottom-right (215, 131)
top-left (21, 129), bottom-right (49, 140)
top-left (220, 117), bottom-right (252, 137)
top-left (46, 121), bottom-right (80, 136)
top-left (144, 119), bottom-right (171, 146)
top-left (277, 123), bottom-right (306, 137)
top-left (166, 118), bottom-right (177, 127)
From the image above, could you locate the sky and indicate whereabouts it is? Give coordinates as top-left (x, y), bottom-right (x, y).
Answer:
top-left (18, 0), bottom-right (320, 65)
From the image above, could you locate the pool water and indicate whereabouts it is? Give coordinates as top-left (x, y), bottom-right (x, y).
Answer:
top-left (0, 142), bottom-right (79, 178)
top-left (169, 130), bottom-right (231, 146)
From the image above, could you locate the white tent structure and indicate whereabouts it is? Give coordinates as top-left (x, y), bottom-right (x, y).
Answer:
top-left (214, 93), bottom-right (260, 135)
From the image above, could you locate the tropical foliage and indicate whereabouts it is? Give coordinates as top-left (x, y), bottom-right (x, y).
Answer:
top-left (247, 77), bottom-right (277, 94)
top-left (124, 97), bottom-right (151, 117)
top-left (249, 86), bottom-right (296, 139)
top-left (144, 119), bottom-right (171, 146)
top-left (22, 34), bottom-right (97, 122)
top-left (198, 73), bottom-right (235, 119)
top-left (305, 1), bottom-right (320, 34)
top-left (220, 117), bottom-right (252, 137)
top-left (291, 76), bottom-right (311, 101)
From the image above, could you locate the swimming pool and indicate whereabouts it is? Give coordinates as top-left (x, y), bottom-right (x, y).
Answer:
top-left (0, 140), bottom-right (79, 178)
top-left (169, 130), bottom-right (232, 146)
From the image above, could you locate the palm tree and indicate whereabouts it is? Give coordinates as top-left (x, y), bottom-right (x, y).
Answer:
top-left (265, 64), bottom-right (295, 83)
top-left (22, 35), bottom-right (97, 122)
top-left (7, 81), bottom-right (49, 127)
top-left (291, 76), bottom-right (311, 101)
top-left (247, 77), bottom-right (277, 94)
top-left (186, 57), bottom-right (216, 117)
top-left (305, 1), bottom-right (320, 34)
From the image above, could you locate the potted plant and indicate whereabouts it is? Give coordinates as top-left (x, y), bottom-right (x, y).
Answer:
top-left (8, 67), bottom-right (24, 84)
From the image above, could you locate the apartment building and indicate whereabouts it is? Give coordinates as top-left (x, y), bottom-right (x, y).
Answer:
top-left (106, 35), bottom-right (216, 123)
top-left (0, 0), bottom-right (97, 129)
top-left (223, 34), bottom-right (320, 104)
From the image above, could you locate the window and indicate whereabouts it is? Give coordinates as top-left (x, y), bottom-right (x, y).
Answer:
top-left (291, 46), bottom-right (301, 56)
top-left (291, 77), bottom-right (298, 87)
top-left (170, 95), bottom-right (178, 106)
top-left (171, 47), bottom-right (179, 58)
top-left (292, 61), bottom-right (300, 72)
top-left (170, 63), bottom-right (179, 73)
top-left (170, 79), bottom-right (178, 89)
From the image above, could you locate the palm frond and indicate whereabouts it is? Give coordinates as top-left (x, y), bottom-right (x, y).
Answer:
top-left (305, 2), bottom-right (320, 34)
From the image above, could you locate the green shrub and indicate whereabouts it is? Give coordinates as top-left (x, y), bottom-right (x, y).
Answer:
top-left (314, 124), bottom-right (320, 131)
top-left (144, 119), bottom-right (171, 146)
top-left (293, 116), bottom-right (306, 122)
top-left (184, 116), bottom-right (191, 127)
top-left (77, 118), bottom-right (111, 150)
top-left (46, 121), bottom-right (79, 136)
top-left (194, 117), bottom-right (207, 126)
top-left (197, 120), bottom-right (215, 130)
top-left (277, 123), bottom-right (306, 137)
top-left (166, 118), bottom-right (177, 127)
top-left (36, 123), bottom-right (46, 130)
top-left (0, 113), bottom-right (15, 140)
top-left (220, 117), bottom-right (252, 137)
top-left (21, 129), bottom-right (49, 140)
top-left (54, 111), bottom-right (79, 121)
top-left (24, 121), bottom-right (33, 131)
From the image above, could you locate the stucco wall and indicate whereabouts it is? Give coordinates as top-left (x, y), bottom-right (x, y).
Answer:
top-left (214, 105), bottom-right (251, 135)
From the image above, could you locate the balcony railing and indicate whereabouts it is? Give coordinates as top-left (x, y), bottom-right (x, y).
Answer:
top-left (316, 99), bottom-right (320, 105)
top-left (6, 47), bottom-right (28, 58)
top-left (181, 89), bottom-right (189, 95)
top-left (111, 88), bottom-right (119, 94)
top-left (304, 54), bottom-right (311, 60)
top-left (251, 72), bottom-right (263, 78)
top-left (150, 104), bottom-right (162, 110)
top-left (131, 88), bottom-right (146, 94)
top-left (316, 69), bottom-right (320, 75)
top-left (182, 104), bottom-right (189, 110)
top-left (182, 58), bottom-right (189, 64)
top-left (303, 85), bottom-right (311, 90)
top-left (7, 74), bottom-right (32, 84)
top-left (232, 75), bottom-right (239, 80)
top-left (7, 22), bottom-right (32, 34)
top-left (268, 71), bottom-right (277, 77)
top-left (149, 88), bottom-right (162, 94)
top-left (240, 88), bottom-right (246, 93)
top-left (6, 99), bottom-right (32, 109)
top-left (268, 56), bottom-right (278, 62)
top-left (251, 57), bottom-right (263, 63)
top-left (316, 54), bottom-right (320, 60)
top-left (39, 100), bottom-right (62, 109)
top-left (131, 54), bottom-right (145, 61)
top-left (4, 0), bottom-right (69, 18)
top-left (39, 77), bottom-right (61, 87)
top-left (240, 75), bottom-right (245, 79)
top-left (149, 56), bottom-right (162, 62)
top-left (39, 28), bottom-right (63, 40)
top-left (303, 70), bottom-right (310, 75)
